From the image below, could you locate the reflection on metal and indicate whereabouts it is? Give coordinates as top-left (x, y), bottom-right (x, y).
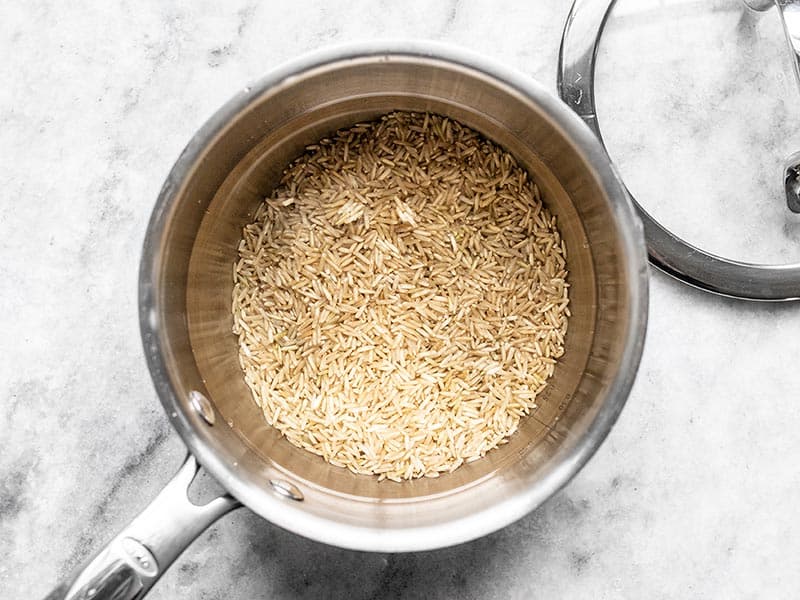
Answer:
top-left (783, 152), bottom-right (800, 212)
top-left (269, 479), bottom-right (304, 501)
top-left (189, 390), bottom-right (215, 426)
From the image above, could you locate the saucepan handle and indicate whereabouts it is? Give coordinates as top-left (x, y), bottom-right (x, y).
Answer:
top-left (43, 454), bottom-right (240, 600)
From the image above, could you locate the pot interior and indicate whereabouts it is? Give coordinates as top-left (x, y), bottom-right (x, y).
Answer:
top-left (148, 53), bottom-right (642, 545)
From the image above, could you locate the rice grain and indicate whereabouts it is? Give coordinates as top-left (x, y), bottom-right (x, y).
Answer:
top-left (232, 111), bottom-right (569, 482)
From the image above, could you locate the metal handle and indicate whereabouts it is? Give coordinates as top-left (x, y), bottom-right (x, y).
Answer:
top-left (44, 454), bottom-right (240, 600)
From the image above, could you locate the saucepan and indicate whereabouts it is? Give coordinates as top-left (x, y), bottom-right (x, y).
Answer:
top-left (46, 42), bottom-right (648, 600)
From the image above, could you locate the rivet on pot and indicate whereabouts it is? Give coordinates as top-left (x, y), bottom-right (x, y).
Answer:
top-left (189, 390), bottom-right (215, 426)
top-left (269, 479), bottom-right (304, 501)
top-left (120, 537), bottom-right (158, 578)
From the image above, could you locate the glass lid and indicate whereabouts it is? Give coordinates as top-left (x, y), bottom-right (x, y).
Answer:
top-left (559, 0), bottom-right (800, 300)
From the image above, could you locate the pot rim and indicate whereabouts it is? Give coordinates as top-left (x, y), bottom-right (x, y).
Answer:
top-left (138, 40), bottom-right (649, 552)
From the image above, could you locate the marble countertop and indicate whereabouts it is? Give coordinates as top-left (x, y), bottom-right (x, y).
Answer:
top-left (3, 1), bottom-right (800, 598)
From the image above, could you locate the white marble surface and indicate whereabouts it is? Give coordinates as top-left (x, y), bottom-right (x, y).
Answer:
top-left (2, 1), bottom-right (800, 598)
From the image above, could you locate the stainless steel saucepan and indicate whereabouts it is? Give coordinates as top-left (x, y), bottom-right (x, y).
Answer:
top-left (47, 42), bottom-right (648, 600)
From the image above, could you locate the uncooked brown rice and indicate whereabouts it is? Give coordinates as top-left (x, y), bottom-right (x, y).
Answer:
top-left (232, 111), bottom-right (569, 482)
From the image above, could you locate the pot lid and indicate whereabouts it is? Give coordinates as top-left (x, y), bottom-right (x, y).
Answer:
top-left (558, 0), bottom-right (800, 301)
